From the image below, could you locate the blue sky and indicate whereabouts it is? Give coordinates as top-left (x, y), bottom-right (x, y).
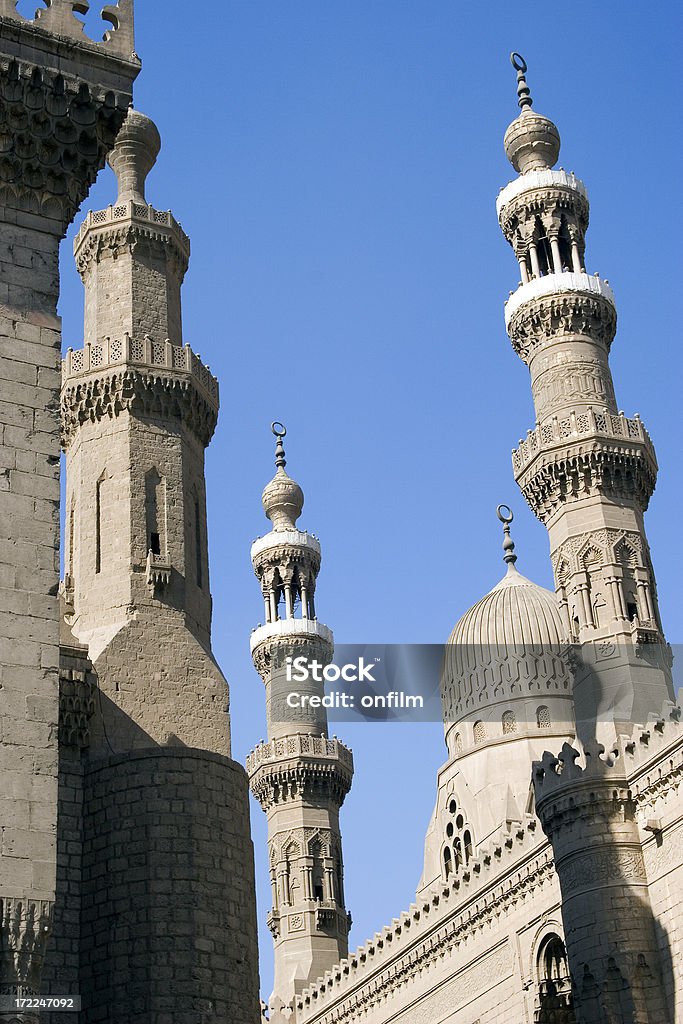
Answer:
top-left (57, 1), bottom-right (682, 1000)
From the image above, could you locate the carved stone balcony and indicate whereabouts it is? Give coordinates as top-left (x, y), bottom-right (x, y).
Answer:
top-left (251, 529), bottom-right (321, 561)
top-left (146, 550), bottom-right (171, 590)
top-left (61, 335), bottom-right (219, 447)
top-left (496, 168), bottom-right (587, 219)
top-left (512, 410), bottom-right (656, 477)
top-left (504, 272), bottom-right (615, 330)
top-left (247, 734), bottom-right (354, 811)
top-left (74, 200), bottom-right (189, 262)
top-left (513, 410), bottom-right (658, 521)
top-left (246, 734), bottom-right (354, 774)
top-left (249, 617), bottom-right (333, 655)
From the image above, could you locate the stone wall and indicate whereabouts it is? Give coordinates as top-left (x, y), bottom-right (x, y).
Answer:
top-left (76, 748), bottom-right (261, 1023)
top-left (0, 213), bottom-right (63, 909)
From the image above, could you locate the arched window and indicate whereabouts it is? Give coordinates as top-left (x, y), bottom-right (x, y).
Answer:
top-left (443, 846), bottom-right (452, 879)
top-left (311, 839), bottom-right (325, 902)
top-left (145, 468), bottom-right (166, 557)
top-left (473, 720), bottom-right (486, 744)
top-left (454, 732), bottom-right (463, 755)
top-left (502, 710), bottom-right (517, 735)
top-left (463, 830), bottom-right (473, 863)
top-left (536, 934), bottom-right (575, 1024)
top-left (537, 705), bottom-right (551, 729)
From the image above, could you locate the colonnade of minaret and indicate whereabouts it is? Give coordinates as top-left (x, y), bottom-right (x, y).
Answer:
top-left (497, 55), bottom-right (673, 739)
top-left (247, 427), bottom-right (353, 1019)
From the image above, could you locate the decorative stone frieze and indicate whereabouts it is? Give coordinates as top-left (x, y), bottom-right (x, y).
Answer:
top-left (58, 657), bottom-right (96, 749)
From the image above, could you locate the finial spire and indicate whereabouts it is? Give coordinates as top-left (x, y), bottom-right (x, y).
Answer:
top-left (496, 504), bottom-right (518, 567)
top-left (262, 422), bottom-right (304, 531)
top-left (510, 52), bottom-right (533, 110)
top-left (272, 421), bottom-right (287, 469)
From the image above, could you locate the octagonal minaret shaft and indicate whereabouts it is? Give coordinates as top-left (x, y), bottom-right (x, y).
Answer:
top-left (247, 426), bottom-right (353, 1017)
top-left (497, 54), bottom-right (673, 736)
top-left (61, 111), bottom-right (228, 756)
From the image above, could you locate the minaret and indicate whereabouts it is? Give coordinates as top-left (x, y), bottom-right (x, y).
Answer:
top-left (247, 425), bottom-right (353, 1017)
top-left (497, 54), bottom-right (673, 739)
top-left (57, 109), bottom-right (262, 1023)
top-left (60, 109), bottom-right (230, 755)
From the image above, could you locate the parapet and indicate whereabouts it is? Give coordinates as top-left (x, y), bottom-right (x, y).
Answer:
top-left (61, 334), bottom-right (219, 447)
top-left (296, 813), bottom-right (550, 1021)
top-left (0, 0), bottom-right (137, 64)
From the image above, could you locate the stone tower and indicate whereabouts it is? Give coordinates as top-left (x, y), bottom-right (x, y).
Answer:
top-left (53, 109), bottom-right (261, 1022)
top-left (0, 3), bottom-right (138, 1012)
top-left (497, 54), bottom-right (673, 742)
top-left (61, 109), bottom-right (228, 753)
top-left (247, 426), bottom-right (354, 1018)
top-left (497, 56), bottom-right (673, 1024)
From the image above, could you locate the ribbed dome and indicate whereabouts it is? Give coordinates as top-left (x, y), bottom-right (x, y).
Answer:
top-left (447, 562), bottom-right (565, 650)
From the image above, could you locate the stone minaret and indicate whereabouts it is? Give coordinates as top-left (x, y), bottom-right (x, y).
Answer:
top-left (497, 54), bottom-right (673, 741)
top-left (61, 109), bottom-right (229, 754)
top-left (57, 110), bottom-right (262, 1022)
top-left (497, 56), bottom-right (673, 1024)
top-left (247, 426), bottom-right (354, 1018)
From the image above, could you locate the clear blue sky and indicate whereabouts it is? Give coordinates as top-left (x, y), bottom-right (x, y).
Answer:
top-left (57, 1), bottom-right (682, 1001)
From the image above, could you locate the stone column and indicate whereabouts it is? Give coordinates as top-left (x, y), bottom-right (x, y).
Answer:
top-left (0, 6), bottom-right (138, 1013)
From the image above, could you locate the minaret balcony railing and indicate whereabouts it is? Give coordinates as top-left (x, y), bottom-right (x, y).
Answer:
top-left (246, 734), bottom-right (353, 774)
top-left (251, 529), bottom-right (321, 560)
top-left (62, 336), bottom-right (219, 408)
top-left (249, 617), bottom-right (333, 654)
top-left (504, 271), bottom-right (615, 329)
top-left (513, 410), bottom-right (655, 477)
top-left (496, 168), bottom-right (587, 218)
top-left (74, 201), bottom-right (190, 258)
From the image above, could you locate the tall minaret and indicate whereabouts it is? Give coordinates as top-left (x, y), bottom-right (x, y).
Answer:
top-left (247, 425), bottom-right (353, 1018)
top-left (497, 54), bottom-right (673, 738)
top-left (61, 109), bottom-right (230, 755)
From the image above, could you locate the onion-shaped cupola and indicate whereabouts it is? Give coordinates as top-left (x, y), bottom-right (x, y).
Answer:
top-left (442, 507), bottom-right (573, 759)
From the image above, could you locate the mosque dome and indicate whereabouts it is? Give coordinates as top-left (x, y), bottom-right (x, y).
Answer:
top-left (446, 562), bottom-right (565, 652)
top-left (441, 507), bottom-right (571, 751)
top-left (261, 423), bottom-right (304, 531)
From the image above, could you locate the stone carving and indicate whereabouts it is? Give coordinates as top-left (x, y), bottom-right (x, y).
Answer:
top-left (0, 35), bottom-right (137, 225)
top-left (507, 291), bottom-right (616, 360)
top-left (560, 849), bottom-right (646, 895)
top-left (515, 441), bottom-right (657, 524)
top-left (0, 1), bottom-right (135, 59)
top-left (58, 662), bottom-right (96, 748)
top-left (60, 361), bottom-right (219, 447)
top-left (532, 359), bottom-right (616, 416)
top-left (0, 898), bottom-right (54, 995)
